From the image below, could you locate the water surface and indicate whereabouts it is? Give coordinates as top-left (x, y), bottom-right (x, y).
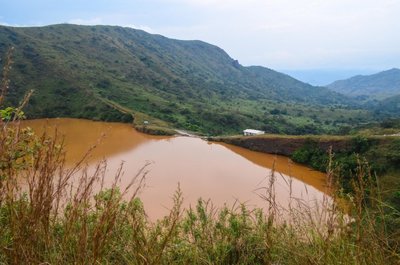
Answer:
top-left (22, 118), bottom-right (328, 220)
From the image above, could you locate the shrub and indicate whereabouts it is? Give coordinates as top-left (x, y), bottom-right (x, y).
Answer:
top-left (291, 139), bottom-right (328, 171)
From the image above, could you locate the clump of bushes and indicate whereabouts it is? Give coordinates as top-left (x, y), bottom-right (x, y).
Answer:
top-left (134, 124), bottom-right (176, 136)
top-left (291, 139), bottom-right (329, 171)
top-left (291, 136), bottom-right (399, 187)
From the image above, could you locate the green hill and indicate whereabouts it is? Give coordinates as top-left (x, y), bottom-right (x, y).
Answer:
top-left (366, 94), bottom-right (400, 116)
top-left (327, 68), bottom-right (400, 99)
top-left (0, 24), bottom-right (371, 135)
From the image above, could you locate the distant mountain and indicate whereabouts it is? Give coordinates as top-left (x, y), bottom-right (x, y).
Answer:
top-left (0, 24), bottom-right (363, 134)
top-left (327, 68), bottom-right (400, 99)
top-left (282, 69), bottom-right (376, 86)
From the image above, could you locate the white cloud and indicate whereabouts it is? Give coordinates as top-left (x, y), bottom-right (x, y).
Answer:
top-left (68, 17), bottom-right (155, 33)
top-left (0, 21), bottom-right (43, 27)
top-left (164, 0), bottom-right (256, 7)
top-left (154, 0), bottom-right (400, 69)
top-left (68, 17), bottom-right (104, 25)
top-left (124, 24), bottom-right (156, 34)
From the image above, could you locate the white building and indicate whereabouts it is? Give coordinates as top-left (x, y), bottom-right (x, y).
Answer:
top-left (243, 129), bottom-right (265, 136)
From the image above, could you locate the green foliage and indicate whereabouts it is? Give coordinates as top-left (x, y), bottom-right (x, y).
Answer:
top-left (386, 139), bottom-right (400, 164)
top-left (135, 125), bottom-right (176, 135)
top-left (0, 24), bottom-right (377, 135)
top-left (291, 139), bottom-right (328, 171)
top-left (290, 134), bottom-right (400, 245)
top-left (380, 118), bottom-right (400, 129)
top-left (0, 106), bottom-right (24, 121)
top-left (350, 135), bottom-right (371, 153)
top-left (291, 135), bottom-right (400, 195)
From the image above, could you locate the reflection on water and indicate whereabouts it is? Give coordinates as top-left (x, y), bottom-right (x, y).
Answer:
top-left (217, 142), bottom-right (327, 193)
top-left (22, 118), bottom-right (329, 220)
top-left (21, 118), bottom-right (167, 164)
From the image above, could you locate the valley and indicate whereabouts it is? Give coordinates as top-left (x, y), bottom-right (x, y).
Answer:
top-left (1, 24), bottom-right (396, 136)
top-left (1, 22), bottom-right (400, 264)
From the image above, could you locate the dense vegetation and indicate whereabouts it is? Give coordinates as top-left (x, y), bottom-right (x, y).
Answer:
top-left (1, 24), bottom-right (393, 135)
top-left (291, 134), bottom-right (400, 248)
top-left (291, 136), bottom-right (400, 188)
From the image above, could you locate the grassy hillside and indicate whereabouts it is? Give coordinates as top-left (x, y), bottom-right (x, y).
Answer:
top-left (327, 68), bottom-right (400, 99)
top-left (370, 94), bottom-right (400, 115)
top-left (0, 24), bottom-right (377, 135)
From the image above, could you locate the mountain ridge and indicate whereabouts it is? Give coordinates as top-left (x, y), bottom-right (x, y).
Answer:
top-left (0, 24), bottom-right (371, 134)
top-left (327, 68), bottom-right (400, 99)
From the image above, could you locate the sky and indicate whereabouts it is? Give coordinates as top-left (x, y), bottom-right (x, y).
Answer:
top-left (1, 0), bottom-right (399, 84)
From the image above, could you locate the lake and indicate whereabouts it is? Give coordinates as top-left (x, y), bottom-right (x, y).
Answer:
top-left (21, 118), bottom-right (329, 220)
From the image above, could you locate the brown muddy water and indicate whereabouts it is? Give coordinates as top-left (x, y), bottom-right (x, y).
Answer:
top-left (21, 118), bottom-right (329, 220)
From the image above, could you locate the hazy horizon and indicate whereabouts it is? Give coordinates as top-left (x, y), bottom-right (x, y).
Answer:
top-left (279, 68), bottom-right (383, 86)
